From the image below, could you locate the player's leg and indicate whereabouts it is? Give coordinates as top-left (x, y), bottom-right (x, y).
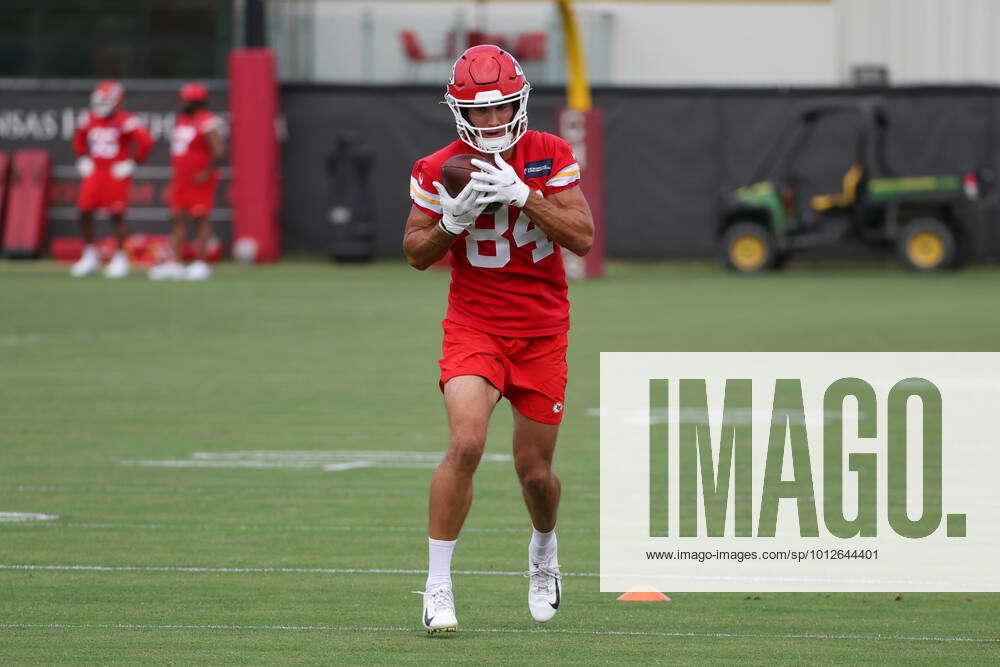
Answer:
top-left (150, 200), bottom-right (187, 280)
top-left (70, 209), bottom-right (100, 277)
top-left (102, 213), bottom-right (130, 278)
top-left (421, 374), bottom-right (500, 634)
top-left (513, 408), bottom-right (563, 622)
top-left (185, 214), bottom-right (213, 280)
top-left (432, 374), bottom-right (501, 539)
top-left (506, 334), bottom-right (568, 622)
top-left (71, 174), bottom-right (100, 277)
top-left (512, 409), bottom-right (562, 532)
top-left (79, 209), bottom-right (95, 245)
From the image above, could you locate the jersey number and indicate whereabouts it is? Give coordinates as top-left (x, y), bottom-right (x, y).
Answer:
top-left (171, 126), bottom-right (198, 156)
top-left (465, 205), bottom-right (554, 268)
top-left (88, 127), bottom-right (121, 159)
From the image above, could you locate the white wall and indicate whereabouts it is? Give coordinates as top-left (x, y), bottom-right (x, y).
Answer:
top-left (266, 1), bottom-right (1000, 86)
top-left (601, 2), bottom-right (836, 85)
top-left (836, 0), bottom-right (1000, 84)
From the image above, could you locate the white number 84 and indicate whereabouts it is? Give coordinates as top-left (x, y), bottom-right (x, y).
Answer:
top-left (465, 204), bottom-right (554, 268)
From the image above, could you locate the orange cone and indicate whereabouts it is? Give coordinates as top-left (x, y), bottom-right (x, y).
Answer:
top-left (616, 586), bottom-right (671, 602)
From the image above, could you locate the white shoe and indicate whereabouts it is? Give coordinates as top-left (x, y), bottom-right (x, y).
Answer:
top-left (148, 261), bottom-right (185, 281)
top-left (527, 547), bottom-right (561, 622)
top-left (185, 260), bottom-right (212, 281)
top-left (70, 246), bottom-right (100, 278)
top-left (103, 251), bottom-right (129, 279)
top-left (417, 582), bottom-right (458, 634)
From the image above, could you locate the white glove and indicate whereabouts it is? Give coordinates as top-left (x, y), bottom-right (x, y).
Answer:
top-left (433, 180), bottom-right (488, 235)
top-left (110, 158), bottom-right (136, 180)
top-left (470, 153), bottom-right (530, 208)
top-left (76, 156), bottom-right (94, 178)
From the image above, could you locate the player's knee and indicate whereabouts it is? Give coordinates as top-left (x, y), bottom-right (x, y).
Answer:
top-left (445, 433), bottom-right (486, 473)
top-left (516, 460), bottom-right (552, 494)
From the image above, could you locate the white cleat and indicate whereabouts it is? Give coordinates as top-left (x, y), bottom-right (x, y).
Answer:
top-left (70, 246), bottom-right (100, 278)
top-left (185, 260), bottom-right (212, 281)
top-left (527, 548), bottom-right (561, 623)
top-left (103, 251), bottom-right (130, 279)
top-left (417, 582), bottom-right (458, 635)
top-left (148, 261), bottom-right (185, 281)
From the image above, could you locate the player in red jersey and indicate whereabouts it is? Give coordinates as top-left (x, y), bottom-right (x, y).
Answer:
top-left (403, 45), bottom-right (594, 633)
top-left (70, 81), bottom-right (153, 278)
top-left (149, 83), bottom-right (226, 281)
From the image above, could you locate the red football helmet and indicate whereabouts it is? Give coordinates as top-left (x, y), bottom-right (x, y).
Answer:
top-left (180, 82), bottom-right (208, 103)
top-left (90, 80), bottom-right (124, 118)
top-left (445, 45), bottom-right (530, 153)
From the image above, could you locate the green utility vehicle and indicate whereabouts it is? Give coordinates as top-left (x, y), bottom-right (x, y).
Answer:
top-left (718, 98), bottom-right (983, 272)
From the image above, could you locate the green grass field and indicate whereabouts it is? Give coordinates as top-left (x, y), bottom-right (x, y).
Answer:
top-left (2, 259), bottom-right (999, 664)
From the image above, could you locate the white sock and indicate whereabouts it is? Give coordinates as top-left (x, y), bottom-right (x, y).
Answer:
top-left (426, 537), bottom-right (456, 588)
top-left (530, 527), bottom-right (557, 554)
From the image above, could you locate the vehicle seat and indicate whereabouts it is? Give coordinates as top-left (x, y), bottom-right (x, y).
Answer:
top-left (811, 164), bottom-right (864, 212)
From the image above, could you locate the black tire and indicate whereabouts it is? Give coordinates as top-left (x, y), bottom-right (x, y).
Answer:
top-left (896, 218), bottom-right (958, 271)
top-left (722, 222), bottom-right (779, 273)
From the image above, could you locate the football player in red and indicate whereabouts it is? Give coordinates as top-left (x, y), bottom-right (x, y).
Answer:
top-left (403, 45), bottom-right (594, 633)
top-left (70, 81), bottom-right (153, 278)
top-left (149, 83), bottom-right (225, 281)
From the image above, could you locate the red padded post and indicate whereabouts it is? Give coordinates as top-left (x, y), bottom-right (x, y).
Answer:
top-left (556, 108), bottom-right (604, 279)
top-left (228, 48), bottom-right (281, 262)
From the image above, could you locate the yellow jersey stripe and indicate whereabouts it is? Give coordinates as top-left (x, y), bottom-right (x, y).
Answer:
top-left (409, 184), bottom-right (441, 207)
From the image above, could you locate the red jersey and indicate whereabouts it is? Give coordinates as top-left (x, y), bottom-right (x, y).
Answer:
top-left (72, 111), bottom-right (153, 168)
top-left (170, 110), bottom-right (223, 185)
top-left (409, 131), bottom-right (582, 337)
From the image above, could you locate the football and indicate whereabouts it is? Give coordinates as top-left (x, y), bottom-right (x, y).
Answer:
top-left (441, 153), bottom-right (500, 214)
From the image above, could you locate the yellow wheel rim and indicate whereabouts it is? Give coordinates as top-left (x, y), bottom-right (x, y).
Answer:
top-left (730, 235), bottom-right (767, 271)
top-left (907, 231), bottom-right (945, 269)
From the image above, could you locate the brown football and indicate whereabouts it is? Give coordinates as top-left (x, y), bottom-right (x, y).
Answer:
top-left (442, 153), bottom-right (500, 214)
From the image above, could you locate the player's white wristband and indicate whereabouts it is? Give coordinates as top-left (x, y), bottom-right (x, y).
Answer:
top-left (438, 216), bottom-right (469, 236)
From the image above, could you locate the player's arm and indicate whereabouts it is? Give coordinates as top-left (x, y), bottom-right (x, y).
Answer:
top-left (205, 129), bottom-right (225, 166)
top-left (72, 124), bottom-right (88, 157)
top-left (129, 121), bottom-right (154, 164)
top-left (194, 129), bottom-right (225, 184)
top-left (520, 185), bottom-right (594, 257)
top-left (72, 122), bottom-right (94, 177)
top-left (403, 205), bottom-right (459, 270)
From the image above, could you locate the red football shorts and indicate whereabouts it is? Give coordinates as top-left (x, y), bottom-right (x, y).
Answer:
top-left (169, 177), bottom-right (218, 217)
top-left (77, 169), bottom-right (131, 214)
top-left (438, 318), bottom-right (568, 425)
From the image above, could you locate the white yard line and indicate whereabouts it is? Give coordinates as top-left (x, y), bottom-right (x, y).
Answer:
top-left (0, 513), bottom-right (59, 522)
top-left (0, 622), bottom-right (996, 644)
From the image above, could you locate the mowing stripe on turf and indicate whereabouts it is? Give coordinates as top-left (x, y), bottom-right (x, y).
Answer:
top-left (4, 484), bottom-right (600, 500)
top-left (0, 564), bottom-right (954, 585)
top-left (0, 564), bottom-right (597, 577)
top-left (0, 623), bottom-right (996, 643)
top-left (0, 521), bottom-right (598, 534)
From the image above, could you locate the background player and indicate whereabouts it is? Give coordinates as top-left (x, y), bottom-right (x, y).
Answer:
top-left (70, 81), bottom-right (153, 278)
top-left (149, 83), bottom-right (226, 281)
top-left (403, 45), bottom-right (594, 633)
